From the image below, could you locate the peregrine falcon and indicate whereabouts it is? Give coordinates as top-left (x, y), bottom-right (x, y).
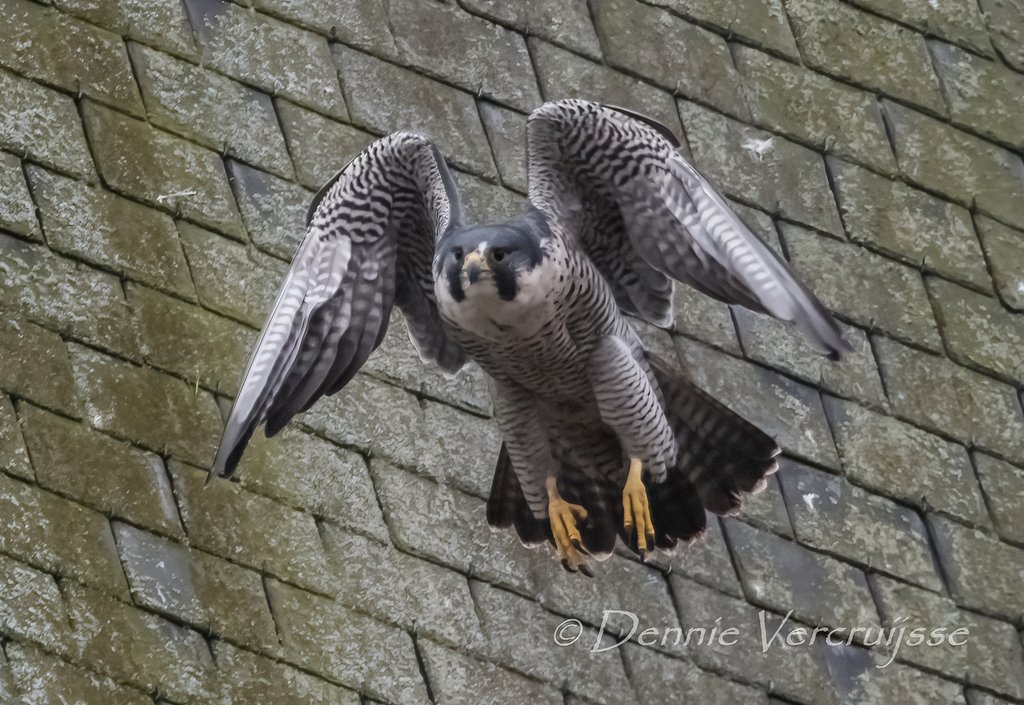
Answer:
top-left (212, 99), bottom-right (850, 575)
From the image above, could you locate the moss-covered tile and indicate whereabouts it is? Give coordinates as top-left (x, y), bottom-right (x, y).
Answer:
top-left (646, 0), bottom-right (799, 59)
top-left (275, 99), bottom-right (372, 189)
top-left (927, 277), bottom-right (1024, 383)
top-left (974, 452), bottom-right (1024, 544)
top-left (0, 234), bottom-right (141, 360)
top-left (735, 45), bottom-right (894, 172)
top-left (679, 101), bottom-right (842, 236)
top-left (461, 0), bottom-right (602, 58)
top-left (236, 425), bottom-right (388, 541)
top-left (266, 578), bottom-right (430, 704)
top-left (419, 640), bottom-right (562, 705)
top-left (929, 515), bottom-right (1024, 621)
top-left (531, 39), bottom-right (685, 140)
top-left (114, 522), bottom-right (279, 652)
top-left (875, 336), bottom-right (1024, 464)
top-left (0, 0), bottom-right (143, 115)
top-left (83, 101), bottom-right (244, 237)
top-left (782, 223), bottom-right (941, 350)
top-left (129, 42), bottom-right (293, 179)
top-left (785, 0), bottom-right (945, 114)
top-left (52, 0), bottom-right (197, 58)
top-left (0, 316), bottom-right (79, 416)
top-left (171, 462), bottom-right (330, 593)
top-left (5, 642), bottom-right (153, 705)
top-left (208, 640), bottom-right (360, 705)
top-left (824, 396), bottom-right (987, 525)
top-left (884, 100), bottom-right (1024, 229)
top-left (19, 403), bottom-right (182, 536)
top-left (469, 580), bottom-right (637, 705)
top-left (829, 157), bottom-right (989, 289)
top-left (334, 45), bottom-right (495, 178)
top-left (28, 166), bottom-right (195, 298)
top-left (734, 310), bottom-right (887, 407)
top-left (477, 102), bottom-right (528, 194)
top-left (674, 337), bottom-right (840, 469)
top-left (975, 214), bottom-right (1024, 311)
top-left (873, 576), bottom-right (1024, 697)
top-left (321, 526), bottom-right (483, 650)
top-left (227, 159), bottom-right (311, 258)
top-left (0, 69), bottom-right (94, 180)
top-left (127, 282), bottom-right (253, 395)
top-left (724, 518), bottom-right (878, 630)
top-left (929, 40), bottom-right (1024, 148)
top-left (0, 152), bottom-right (39, 240)
top-left (591, 0), bottom-right (748, 119)
top-left (63, 582), bottom-right (212, 701)
top-left (69, 344), bottom-right (222, 467)
top-left (385, 0), bottom-right (540, 112)
top-left (0, 395), bottom-right (31, 480)
top-left (778, 458), bottom-right (942, 591)
top-left (177, 221), bottom-right (284, 327)
top-left (184, 0), bottom-right (345, 118)
top-left (848, 0), bottom-right (991, 54)
top-left (0, 473), bottom-right (128, 598)
top-left (0, 554), bottom-right (70, 652)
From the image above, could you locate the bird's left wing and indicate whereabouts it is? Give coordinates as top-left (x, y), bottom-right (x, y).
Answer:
top-left (212, 132), bottom-right (466, 479)
top-left (526, 99), bottom-right (850, 358)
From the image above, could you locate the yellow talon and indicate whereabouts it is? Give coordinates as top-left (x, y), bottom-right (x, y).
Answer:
top-left (546, 477), bottom-right (591, 575)
top-left (623, 458), bottom-right (655, 556)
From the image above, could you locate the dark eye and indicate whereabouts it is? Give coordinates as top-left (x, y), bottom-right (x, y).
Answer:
top-left (491, 248), bottom-right (506, 262)
top-left (452, 247), bottom-right (463, 260)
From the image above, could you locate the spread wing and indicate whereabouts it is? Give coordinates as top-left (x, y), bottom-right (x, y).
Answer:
top-left (212, 132), bottom-right (466, 479)
top-left (526, 98), bottom-right (850, 358)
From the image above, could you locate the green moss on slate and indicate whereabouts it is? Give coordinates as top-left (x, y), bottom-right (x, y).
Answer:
top-left (0, 234), bottom-right (142, 360)
top-left (5, 642), bottom-right (153, 705)
top-left (0, 69), bottom-right (95, 180)
top-left (129, 42), bottom-right (294, 179)
top-left (874, 336), bottom-right (1024, 464)
top-left (0, 395), bottom-right (32, 480)
top-left (734, 45), bottom-right (894, 173)
top-left (927, 277), bottom-right (1024, 383)
top-left (0, 0), bottom-right (143, 115)
top-left (69, 343), bottom-right (222, 467)
top-left (114, 522), bottom-right (280, 652)
top-left (679, 101), bottom-right (842, 235)
top-left (0, 554), bottom-right (70, 652)
top-left (82, 101), bottom-right (243, 237)
top-left (782, 223), bottom-right (941, 350)
top-left (0, 473), bottom-right (128, 598)
top-left (0, 153), bottom-right (39, 240)
top-left (823, 395), bottom-right (988, 524)
top-left (974, 453), bottom-right (1024, 544)
top-left (28, 166), bottom-right (195, 298)
top-left (591, 0), bottom-right (749, 119)
top-left (266, 578), bottom-right (431, 705)
top-left (185, 0), bottom-right (346, 119)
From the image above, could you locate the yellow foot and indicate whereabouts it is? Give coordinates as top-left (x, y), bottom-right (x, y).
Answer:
top-left (547, 478), bottom-right (592, 576)
top-left (623, 458), bottom-right (655, 557)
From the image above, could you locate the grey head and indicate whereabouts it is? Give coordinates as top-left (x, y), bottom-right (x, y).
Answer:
top-left (436, 208), bottom-right (550, 303)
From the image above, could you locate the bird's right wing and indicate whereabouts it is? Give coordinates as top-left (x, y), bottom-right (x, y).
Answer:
top-left (212, 133), bottom-right (466, 479)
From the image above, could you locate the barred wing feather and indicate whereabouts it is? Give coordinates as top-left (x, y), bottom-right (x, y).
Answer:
top-left (526, 99), bottom-right (850, 358)
top-left (211, 133), bottom-right (466, 479)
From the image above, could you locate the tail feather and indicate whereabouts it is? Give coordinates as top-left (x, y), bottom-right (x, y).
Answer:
top-left (486, 442), bottom-right (618, 559)
top-left (646, 351), bottom-right (780, 515)
top-left (486, 350), bottom-right (782, 562)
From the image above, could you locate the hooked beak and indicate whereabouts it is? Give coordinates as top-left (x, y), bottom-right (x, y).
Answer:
top-left (462, 251), bottom-right (488, 285)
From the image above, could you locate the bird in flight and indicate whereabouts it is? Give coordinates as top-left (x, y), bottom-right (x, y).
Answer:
top-left (212, 99), bottom-right (849, 575)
